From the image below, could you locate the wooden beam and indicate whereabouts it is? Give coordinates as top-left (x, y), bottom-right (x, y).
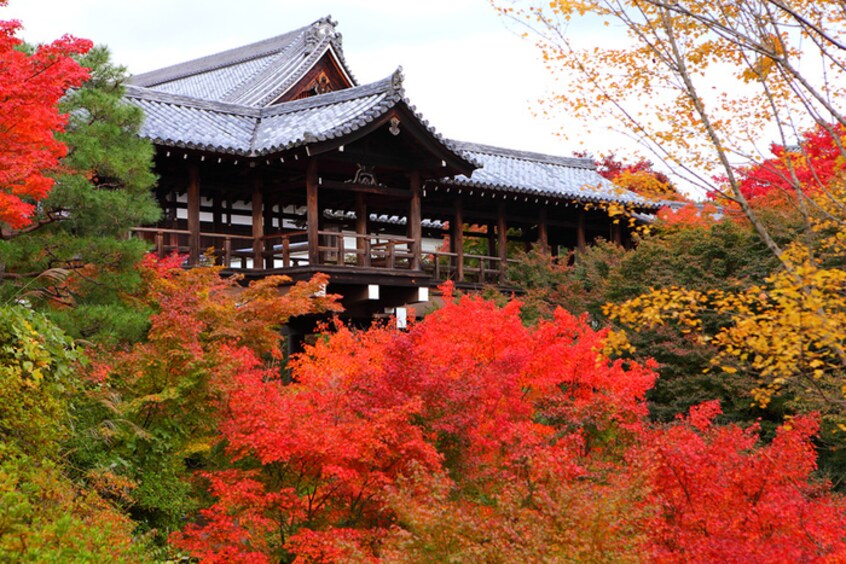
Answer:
top-left (325, 148), bottom-right (440, 174)
top-left (453, 197), bottom-right (464, 282)
top-left (266, 178), bottom-right (308, 192)
top-left (612, 222), bottom-right (622, 245)
top-left (409, 171), bottom-right (422, 270)
top-left (319, 179), bottom-right (409, 199)
top-left (187, 164), bottom-right (200, 265)
top-left (252, 177), bottom-right (264, 268)
top-left (355, 193), bottom-right (370, 267)
top-left (421, 204), bottom-right (579, 229)
top-left (306, 159), bottom-right (320, 265)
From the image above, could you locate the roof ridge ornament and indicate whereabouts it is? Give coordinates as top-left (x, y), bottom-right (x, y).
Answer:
top-left (390, 67), bottom-right (404, 93)
top-left (305, 16), bottom-right (338, 55)
top-left (318, 15), bottom-right (338, 27)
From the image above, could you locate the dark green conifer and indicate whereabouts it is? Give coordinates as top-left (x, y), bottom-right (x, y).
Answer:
top-left (0, 46), bottom-right (160, 343)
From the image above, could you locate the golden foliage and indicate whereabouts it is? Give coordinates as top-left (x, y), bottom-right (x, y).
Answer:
top-left (501, 0), bottom-right (846, 265)
top-left (606, 179), bottom-right (846, 435)
top-left (500, 0), bottom-right (846, 442)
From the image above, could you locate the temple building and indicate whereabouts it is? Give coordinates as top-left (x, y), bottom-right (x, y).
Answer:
top-left (126, 16), bottom-right (656, 322)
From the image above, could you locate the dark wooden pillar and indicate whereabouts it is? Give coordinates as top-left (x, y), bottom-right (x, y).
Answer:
top-left (252, 177), bottom-right (264, 269)
top-left (538, 208), bottom-right (549, 253)
top-left (355, 193), bottom-right (370, 267)
top-left (212, 195), bottom-right (222, 232)
top-left (612, 222), bottom-right (622, 245)
top-left (497, 201), bottom-right (507, 281)
top-left (577, 209), bottom-right (587, 252)
top-left (306, 159), bottom-right (319, 265)
top-left (187, 164), bottom-right (201, 266)
top-left (453, 197), bottom-right (464, 282)
top-left (264, 195), bottom-right (276, 269)
top-left (408, 172), bottom-right (422, 270)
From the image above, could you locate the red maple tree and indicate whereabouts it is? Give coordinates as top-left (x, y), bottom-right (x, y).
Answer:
top-left (171, 285), bottom-right (846, 562)
top-left (737, 122), bottom-right (846, 202)
top-left (645, 402), bottom-right (845, 562)
top-left (0, 2), bottom-right (91, 230)
top-left (83, 255), bottom-right (342, 536)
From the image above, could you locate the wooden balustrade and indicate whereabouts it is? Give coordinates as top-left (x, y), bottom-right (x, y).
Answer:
top-left (314, 230), bottom-right (416, 269)
top-left (131, 228), bottom-right (517, 285)
top-left (131, 228), bottom-right (422, 273)
top-left (131, 227), bottom-right (308, 269)
top-left (424, 251), bottom-right (519, 285)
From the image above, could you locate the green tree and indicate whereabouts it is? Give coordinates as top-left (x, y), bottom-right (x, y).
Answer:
top-left (0, 45), bottom-right (159, 343)
top-left (0, 305), bottom-right (146, 560)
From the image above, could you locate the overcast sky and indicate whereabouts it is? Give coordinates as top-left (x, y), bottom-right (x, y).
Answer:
top-left (3, 0), bottom-right (627, 159)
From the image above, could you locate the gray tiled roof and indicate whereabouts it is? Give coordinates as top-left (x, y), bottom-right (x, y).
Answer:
top-left (149, 53), bottom-right (281, 101)
top-left (128, 88), bottom-right (257, 154)
top-left (126, 70), bottom-right (467, 164)
top-left (445, 142), bottom-right (658, 207)
top-left (129, 16), bottom-right (355, 107)
top-left (126, 81), bottom-right (655, 207)
top-left (253, 77), bottom-right (400, 154)
top-left (127, 19), bottom-right (657, 208)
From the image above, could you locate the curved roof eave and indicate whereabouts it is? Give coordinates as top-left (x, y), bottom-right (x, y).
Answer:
top-left (125, 70), bottom-right (478, 175)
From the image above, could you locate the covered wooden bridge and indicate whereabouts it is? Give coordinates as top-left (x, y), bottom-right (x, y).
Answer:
top-left (127, 16), bottom-right (657, 319)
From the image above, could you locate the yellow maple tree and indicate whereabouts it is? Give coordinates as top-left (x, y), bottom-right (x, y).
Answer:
top-left (499, 0), bottom-right (846, 434)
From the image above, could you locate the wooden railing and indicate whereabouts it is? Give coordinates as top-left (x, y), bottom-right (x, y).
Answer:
top-left (131, 227), bottom-right (309, 269)
top-left (132, 228), bottom-right (421, 272)
top-left (423, 251), bottom-right (519, 285)
top-left (260, 231), bottom-right (310, 269)
top-left (131, 227), bottom-right (518, 285)
top-left (316, 231), bottom-right (417, 270)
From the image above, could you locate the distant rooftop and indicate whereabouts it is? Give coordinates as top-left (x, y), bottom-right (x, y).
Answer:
top-left (130, 16), bottom-right (355, 107)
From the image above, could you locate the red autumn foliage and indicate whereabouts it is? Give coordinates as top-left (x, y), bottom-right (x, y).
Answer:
top-left (171, 284), bottom-right (846, 562)
top-left (93, 254), bottom-right (342, 397)
top-left (0, 3), bottom-right (91, 228)
top-left (656, 201), bottom-right (722, 227)
top-left (85, 256), bottom-right (341, 530)
top-left (645, 402), bottom-right (845, 562)
top-left (737, 122), bottom-right (846, 201)
top-left (173, 470), bottom-right (279, 564)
